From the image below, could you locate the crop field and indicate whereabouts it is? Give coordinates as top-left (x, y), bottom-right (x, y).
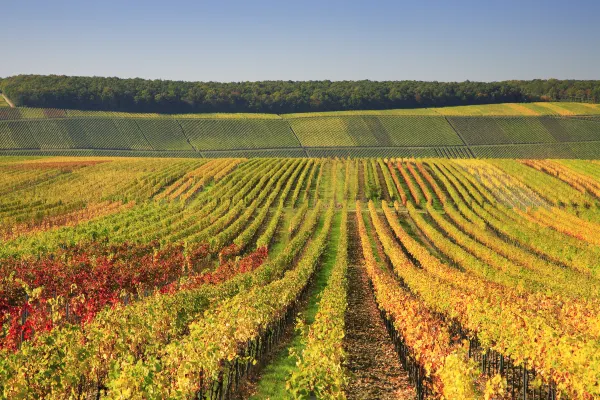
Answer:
top-left (0, 103), bottom-right (599, 159)
top-left (179, 118), bottom-right (301, 150)
top-left (288, 115), bottom-right (464, 147)
top-left (1, 156), bottom-right (600, 399)
top-left (433, 102), bottom-right (600, 116)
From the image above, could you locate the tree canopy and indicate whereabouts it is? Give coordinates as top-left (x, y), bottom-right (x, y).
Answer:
top-left (1, 75), bottom-right (598, 114)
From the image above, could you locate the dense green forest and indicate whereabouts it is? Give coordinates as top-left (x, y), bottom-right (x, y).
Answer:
top-left (1, 75), bottom-right (598, 114)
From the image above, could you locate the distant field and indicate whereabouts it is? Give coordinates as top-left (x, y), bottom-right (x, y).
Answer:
top-left (0, 102), bottom-right (599, 158)
top-left (287, 115), bottom-right (463, 147)
top-left (64, 109), bottom-right (283, 119)
top-left (283, 108), bottom-right (439, 117)
top-left (180, 118), bottom-right (300, 150)
top-left (1, 102), bottom-right (599, 120)
top-left (431, 102), bottom-right (600, 116)
top-left (2, 102), bottom-right (599, 120)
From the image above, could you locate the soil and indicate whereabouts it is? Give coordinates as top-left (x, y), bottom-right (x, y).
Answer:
top-left (343, 212), bottom-right (414, 400)
top-left (1, 93), bottom-right (15, 108)
top-left (375, 162), bottom-right (392, 202)
top-left (357, 161), bottom-right (366, 201)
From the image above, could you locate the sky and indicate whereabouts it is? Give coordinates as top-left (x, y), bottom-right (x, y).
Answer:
top-left (2, 0), bottom-right (599, 82)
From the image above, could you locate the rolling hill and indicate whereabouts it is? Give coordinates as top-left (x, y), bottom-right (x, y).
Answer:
top-left (0, 102), bottom-right (600, 158)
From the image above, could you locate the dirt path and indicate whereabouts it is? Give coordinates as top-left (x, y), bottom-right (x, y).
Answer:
top-left (344, 212), bottom-right (414, 400)
top-left (375, 162), bottom-right (392, 202)
top-left (1, 93), bottom-right (15, 108)
top-left (357, 160), bottom-right (366, 201)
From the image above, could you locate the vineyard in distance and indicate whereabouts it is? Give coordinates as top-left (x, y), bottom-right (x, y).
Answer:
top-left (3, 155), bottom-right (600, 399)
top-left (1, 100), bottom-right (600, 158)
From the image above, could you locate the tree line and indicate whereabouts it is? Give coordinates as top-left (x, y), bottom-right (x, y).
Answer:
top-left (1, 75), bottom-right (598, 114)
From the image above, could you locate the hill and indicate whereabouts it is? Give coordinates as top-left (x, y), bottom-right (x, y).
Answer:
top-left (1, 102), bottom-right (600, 158)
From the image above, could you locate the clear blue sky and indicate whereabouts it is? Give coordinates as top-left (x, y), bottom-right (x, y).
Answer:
top-left (2, 0), bottom-right (598, 82)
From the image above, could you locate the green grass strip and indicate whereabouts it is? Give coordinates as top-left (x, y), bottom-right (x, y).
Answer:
top-left (249, 209), bottom-right (342, 399)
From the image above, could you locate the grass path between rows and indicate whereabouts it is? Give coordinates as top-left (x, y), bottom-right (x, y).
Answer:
top-left (248, 210), bottom-right (342, 399)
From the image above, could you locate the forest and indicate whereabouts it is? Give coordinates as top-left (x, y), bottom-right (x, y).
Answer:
top-left (1, 75), bottom-right (599, 114)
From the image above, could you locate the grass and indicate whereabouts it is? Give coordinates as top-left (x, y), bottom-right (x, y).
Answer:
top-left (249, 210), bottom-right (341, 399)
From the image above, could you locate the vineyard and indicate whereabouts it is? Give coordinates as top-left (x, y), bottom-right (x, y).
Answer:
top-left (0, 102), bottom-right (600, 158)
top-left (1, 155), bottom-right (600, 399)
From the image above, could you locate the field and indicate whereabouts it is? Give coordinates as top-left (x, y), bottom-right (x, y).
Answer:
top-left (0, 102), bottom-right (600, 159)
top-left (1, 156), bottom-right (600, 399)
